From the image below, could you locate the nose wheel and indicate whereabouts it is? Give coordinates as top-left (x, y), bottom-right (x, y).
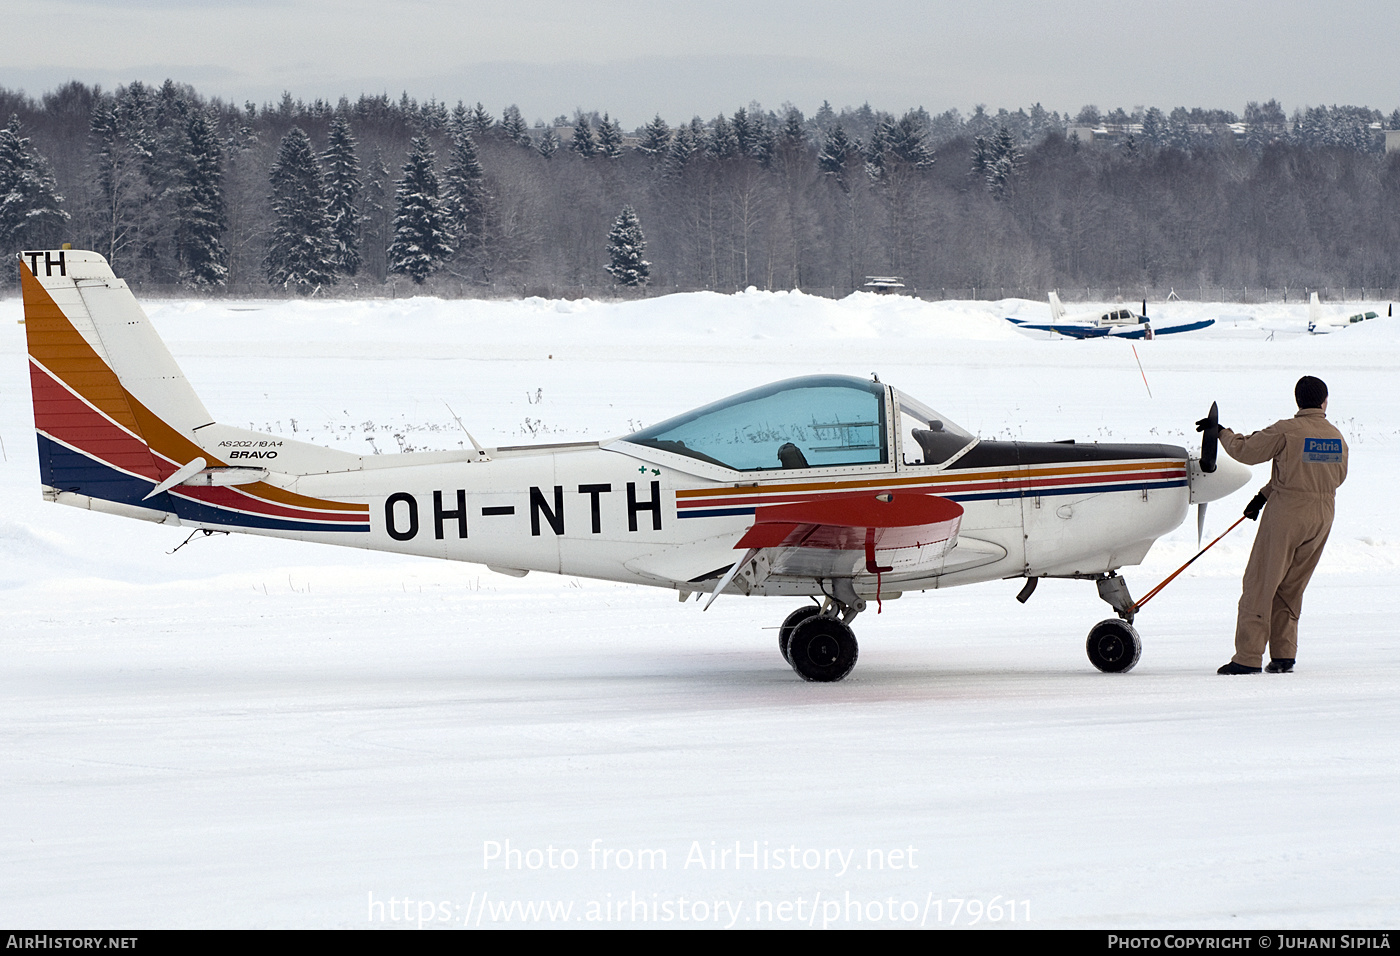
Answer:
top-left (1086, 618), bottom-right (1142, 673)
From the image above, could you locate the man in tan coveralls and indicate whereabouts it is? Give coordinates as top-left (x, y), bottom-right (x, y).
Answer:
top-left (1211, 376), bottom-right (1348, 674)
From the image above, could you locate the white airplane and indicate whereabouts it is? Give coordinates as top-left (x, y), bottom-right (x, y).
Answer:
top-left (20, 249), bottom-right (1251, 681)
top-left (1006, 292), bottom-right (1215, 339)
top-left (1305, 291), bottom-right (1385, 334)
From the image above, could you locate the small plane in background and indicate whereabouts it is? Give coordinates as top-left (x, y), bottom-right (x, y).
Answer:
top-left (1306, 291), bottom-right (1387, 334)
top-left (1006, 292), bottom-right (1216, 339)
top-left (20, 249), bottom-right (1252, 682)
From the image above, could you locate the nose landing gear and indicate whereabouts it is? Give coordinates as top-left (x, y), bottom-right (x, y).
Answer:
top-left (1087, 573), bottom-right (1142, 672)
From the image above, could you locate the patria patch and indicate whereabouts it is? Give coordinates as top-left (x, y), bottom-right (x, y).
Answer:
top-left (1304, 438), bottom-right (1344, 463)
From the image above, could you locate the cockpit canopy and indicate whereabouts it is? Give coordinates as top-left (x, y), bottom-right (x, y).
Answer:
top-left (623, 375), bottom-right (973, 472)
top-left (1100, 308), bottom-right (1144, 325)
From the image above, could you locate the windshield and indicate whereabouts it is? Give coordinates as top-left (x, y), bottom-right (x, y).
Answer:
top-left (626, 375), bottom-right (888, 472)
top-left (895, 392), bottom-right (975, 466)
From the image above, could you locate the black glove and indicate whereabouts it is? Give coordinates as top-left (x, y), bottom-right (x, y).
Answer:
top-left (1243, 493), bottom-right (1267, 520)
top-left (1196, 417), bottom-right (1225, 434)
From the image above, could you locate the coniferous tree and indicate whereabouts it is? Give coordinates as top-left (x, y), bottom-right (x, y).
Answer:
top-left (663, 119), bottom-right (700, 178)
top-left (0, 114), bottom-right (68, 252)
top-left (1141, 107), bottom-right (1165, 148)
top-left (597, 113), bottom-right (623, 158)
top-left (467, 102), bottom-right (493, 138)
top-left (265, 126), bottom-right (336, 292)
top-left (635, 115), bottom-right (671, 160)
top-left (442, 132), bottom-right (489, 268)
top-left (570, 117), bottom-right (596, 157)
top-left (970, 134), bottom-right (992, 185)
top-left (448, 102), bottom-right (471, 141)
top-left (706, 113), bottom-right (739, 159)
top-left (171, 110), bottom-right (227, 287)
top-left (322, 115), bottom-right (363, 277)
top-left (818, 125), bottom-right (859, 192)
top-left (500, 105), bottom-right (531, 146)
top-left (387, 136), bottom-right (453, 284)
top-left (778, 109), bottom-right (807, 158)
top-left (537, 128), bottom-right (559, 159)
top-left (605, 204), bottom-right (649, 287)
top-left (731, 107), bottom-right (756, 155)
top-left (748, 122), bottom-right (775, 167)
top-left (884, 114), bottom-right (934, 169)
top-left (985, 125), bottom-right (1021, 200)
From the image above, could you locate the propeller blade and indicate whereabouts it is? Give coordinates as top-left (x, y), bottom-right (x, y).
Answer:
top-left (1196, 502), bottom-right (1208, 547)
top-left (1142, 297), bottom-right (1148, 318)
top-left (1200, 401), bottom-right (1219, 474)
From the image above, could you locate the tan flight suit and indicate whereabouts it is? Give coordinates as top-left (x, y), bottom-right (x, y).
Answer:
top-left (1219, 408), bottom-right (1348, 667)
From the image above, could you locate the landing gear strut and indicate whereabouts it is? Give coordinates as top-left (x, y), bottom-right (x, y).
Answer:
top-left (1095, 572), bottom-right (1136, 624)
top-left (781, 583), bottom-right (864, 682)
top-left (1087, 572), bottom-right (1141, 672)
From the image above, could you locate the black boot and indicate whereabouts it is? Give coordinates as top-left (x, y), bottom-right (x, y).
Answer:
top-left (1217, 661), bottom-right (1262, 675)
top-left (1265, 658), bottom-right (1295, 673)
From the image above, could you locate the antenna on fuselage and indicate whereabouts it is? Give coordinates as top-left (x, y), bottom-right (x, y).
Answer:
top-left (446, 403), bottom-right (491, 461)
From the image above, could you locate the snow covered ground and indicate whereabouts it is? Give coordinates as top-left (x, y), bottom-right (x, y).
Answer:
top-left (2, 289), bottom-right (1397, 929)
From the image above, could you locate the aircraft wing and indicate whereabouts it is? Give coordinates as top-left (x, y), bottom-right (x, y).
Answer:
top-left (1114, 318), bottom-right (1216, 338)
top-left (1008, 321), bottom-right (1110, 339)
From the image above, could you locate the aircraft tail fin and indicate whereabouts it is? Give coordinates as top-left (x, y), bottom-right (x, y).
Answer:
top-left (1307, 291), bottom-right (1322, 332)
top-left (1048, 291), bottom-right (1066, 322)
top-left (20, 249), bottom-right (370, 534)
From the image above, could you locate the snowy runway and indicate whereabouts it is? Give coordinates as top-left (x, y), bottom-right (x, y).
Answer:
top-left (2, 290), bottom-right (1397, 928)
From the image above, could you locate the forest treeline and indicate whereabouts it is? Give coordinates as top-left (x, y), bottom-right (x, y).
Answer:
top-left (2, 79), bottom-right (1399, 298)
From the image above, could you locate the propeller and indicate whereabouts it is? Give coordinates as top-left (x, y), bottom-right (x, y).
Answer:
top-left (1199, 401), bottom-right (1219, 473)
top-left (1196, 401), bottom-right (1221, 546)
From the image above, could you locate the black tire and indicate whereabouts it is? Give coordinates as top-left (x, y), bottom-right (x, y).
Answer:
top-left (787, 616), bottom-right (859, 682)
top-left (1086, 619), bottom-right (1142, 673)
top-left (779, 605), bottom-right (822, 664)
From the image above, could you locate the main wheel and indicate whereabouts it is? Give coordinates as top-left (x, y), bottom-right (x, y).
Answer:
top-left (1086, 618), bottom-right (1142, 673)
top-left (778, 605), bottom-right (822, 664)
top-left (787, 616), bottom-right (859, 682)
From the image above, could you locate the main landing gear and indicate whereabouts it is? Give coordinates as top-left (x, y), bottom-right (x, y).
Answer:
top-left (779, 582), bottom-right (865, 682)
top-left (1085, 572), bottom-right (1142, 673)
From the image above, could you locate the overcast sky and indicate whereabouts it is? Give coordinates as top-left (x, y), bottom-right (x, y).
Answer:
top-left (6, 0), bottom-right (1398, 126)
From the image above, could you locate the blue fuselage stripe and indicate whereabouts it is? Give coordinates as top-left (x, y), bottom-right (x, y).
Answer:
top-left (37, 434), bottom-right (369, 533)
top-left (676, 478), bottom-right (1188, 518)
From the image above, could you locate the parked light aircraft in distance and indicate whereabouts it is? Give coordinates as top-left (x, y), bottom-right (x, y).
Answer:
top-left (1006, 291), bottom-right (1215, 339)
top-left (21, 249), bottom-right (1252, 681)
top-left (1305, 291), bottom-right (1387, 334)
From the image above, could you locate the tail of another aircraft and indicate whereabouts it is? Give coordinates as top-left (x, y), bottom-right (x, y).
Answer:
top-left (20, 249), bottom-right (371, 534)
top-left (1048, 291), bottom-right (1066, 323)
top-left (1307, 291), bottom-right (1322, 333)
